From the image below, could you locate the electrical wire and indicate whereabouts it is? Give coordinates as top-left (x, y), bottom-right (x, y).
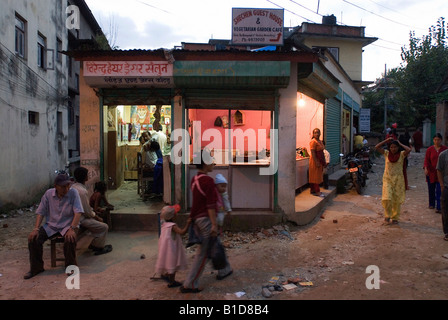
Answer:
top-left (341, 0), bottom-right (427, 32)
top-left (133, 0), bottom-right (173, 15)
top-left (0, 42), bottom-right (64, 103)
top-left (266, 0), bottom-right (317, 23)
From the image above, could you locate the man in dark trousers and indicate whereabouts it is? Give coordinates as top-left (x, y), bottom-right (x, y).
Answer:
top-left (24, 174), bottom-right (83, 279)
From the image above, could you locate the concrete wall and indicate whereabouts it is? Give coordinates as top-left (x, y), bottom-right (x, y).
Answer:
top-left (79, 66), bottom-right (101, 193)
top-left (0, 0), bottom-right (102, 211)
top-left (0, 0), bottom-right (68, 210)
top-left (303, 38), bottom-right (364, 81)
top-left (277, 62), bottom-right (298, 216)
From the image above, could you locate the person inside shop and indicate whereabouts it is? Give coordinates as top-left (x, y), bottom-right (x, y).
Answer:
top-left (24, 174), bottom-right (83, 279)
top-left (140, 131), bottom-right (151, 151)
top-left (309, 128), bottom-right (326, 197)
top-left (148, 140), bottom-right (164, 198)
top-left (72, 167), bottom-right (112, 255)
top-left (151, 122), bottom-right (168, 156)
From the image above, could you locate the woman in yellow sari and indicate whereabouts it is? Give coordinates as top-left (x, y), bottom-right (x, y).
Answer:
top-left (375, 137), bottom-right (411, 224)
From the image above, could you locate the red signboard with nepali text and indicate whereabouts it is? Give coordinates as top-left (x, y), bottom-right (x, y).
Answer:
top-left (83, 61), bottom-right (173, 88)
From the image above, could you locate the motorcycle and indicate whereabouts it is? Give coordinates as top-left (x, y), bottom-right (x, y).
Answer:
top-left (341, 153), bottom-right (366, 194)
top-left (55, 161), bottom-right (74, 181)
top-left (354, 146), bottom-right (373, 174)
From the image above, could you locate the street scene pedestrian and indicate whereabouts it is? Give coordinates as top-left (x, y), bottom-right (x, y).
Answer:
top-left (3, 147), bottom-right (448, 300)
top-left (154, 205), bottom-right (190, 288)
top-left (181, 150), bottom-right (233, 293)
top-left (425, 133), bottom-right (448, 213)
top-left (375, 137), bottom-right (411, 224)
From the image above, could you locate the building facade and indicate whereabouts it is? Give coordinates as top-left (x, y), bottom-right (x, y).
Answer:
top-left (0, 0), bottom-right (104, 211)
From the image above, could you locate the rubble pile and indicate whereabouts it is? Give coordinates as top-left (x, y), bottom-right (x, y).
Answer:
top-left (221, 224), bottom-right (295, 249)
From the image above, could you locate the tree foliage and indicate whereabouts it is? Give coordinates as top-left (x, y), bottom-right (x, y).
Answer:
top-left (390, 17), bottom-right (448, 126)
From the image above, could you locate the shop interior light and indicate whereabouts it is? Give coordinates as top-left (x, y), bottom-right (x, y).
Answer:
top-left (297, 93), bottom-right (306, 108)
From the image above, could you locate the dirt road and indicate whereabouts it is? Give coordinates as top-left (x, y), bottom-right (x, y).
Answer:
top-left (1, 149), bottom-right (448, 302)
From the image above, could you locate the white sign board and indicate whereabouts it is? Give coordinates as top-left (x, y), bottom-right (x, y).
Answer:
top-left (231, 8), bottom-right (284, 46)
top-left (359, 108), bottom-right (371, 133)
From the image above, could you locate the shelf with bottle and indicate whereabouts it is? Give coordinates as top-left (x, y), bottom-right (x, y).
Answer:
top-left (296, 147), bottom-right (310, 160)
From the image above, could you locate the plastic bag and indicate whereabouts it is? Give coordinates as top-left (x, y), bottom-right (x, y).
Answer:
top-left (208, 237), bottom-right (227, 270)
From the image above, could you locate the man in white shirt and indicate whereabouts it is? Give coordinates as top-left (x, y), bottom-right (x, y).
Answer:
top-left (72, 167), bottom-right (112, 255)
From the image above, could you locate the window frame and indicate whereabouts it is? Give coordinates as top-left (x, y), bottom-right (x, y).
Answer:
top-left (15, 14), bottom-right (26, 58)
top-left (37, 32), bottom-right (47, 69)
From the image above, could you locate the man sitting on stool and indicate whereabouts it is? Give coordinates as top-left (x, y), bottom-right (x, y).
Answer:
top-left (24, 174), bottom-right (83, 279)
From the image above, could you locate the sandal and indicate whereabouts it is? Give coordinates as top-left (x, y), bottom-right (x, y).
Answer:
top-left (168, 281), bottom-right (182, 288)
top-left (180, 286), bottom-right (202, 293)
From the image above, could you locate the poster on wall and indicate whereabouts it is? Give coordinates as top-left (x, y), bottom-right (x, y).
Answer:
top-left (231, 8), bottom-right (284, 46)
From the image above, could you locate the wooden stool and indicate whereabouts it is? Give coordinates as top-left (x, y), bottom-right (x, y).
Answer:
top-left (98, 209), bottom-right (112, 230)
top-left (50, 236), bottom-right (65, 267)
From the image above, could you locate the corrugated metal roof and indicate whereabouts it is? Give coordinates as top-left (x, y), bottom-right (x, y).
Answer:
top-left (66, 47), bottom-right (319, 64)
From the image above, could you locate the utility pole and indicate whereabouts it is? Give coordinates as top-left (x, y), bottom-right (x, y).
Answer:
top-left (384, 64), bottom-right (387, 133)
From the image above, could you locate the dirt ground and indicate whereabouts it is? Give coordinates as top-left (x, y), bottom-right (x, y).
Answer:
top-left (1, 148), bottom-right (448, 302)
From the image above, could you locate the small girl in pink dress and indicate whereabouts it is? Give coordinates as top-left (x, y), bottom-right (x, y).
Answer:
top-left (155, 205), bottom-right (191, 288)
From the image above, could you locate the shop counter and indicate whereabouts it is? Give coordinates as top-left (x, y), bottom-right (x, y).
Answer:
top-left (187, 162), bottom-right (272, 210)
top-left (296, 157), bottom-right (309, 189)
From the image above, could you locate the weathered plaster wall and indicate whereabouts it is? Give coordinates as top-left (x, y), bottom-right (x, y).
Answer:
top-left (277, 62), bottom-right (298, 216)
top-left (79, 66), bottom-right (101, 193)
top-left (0, 0), bottom-right (68, 210)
